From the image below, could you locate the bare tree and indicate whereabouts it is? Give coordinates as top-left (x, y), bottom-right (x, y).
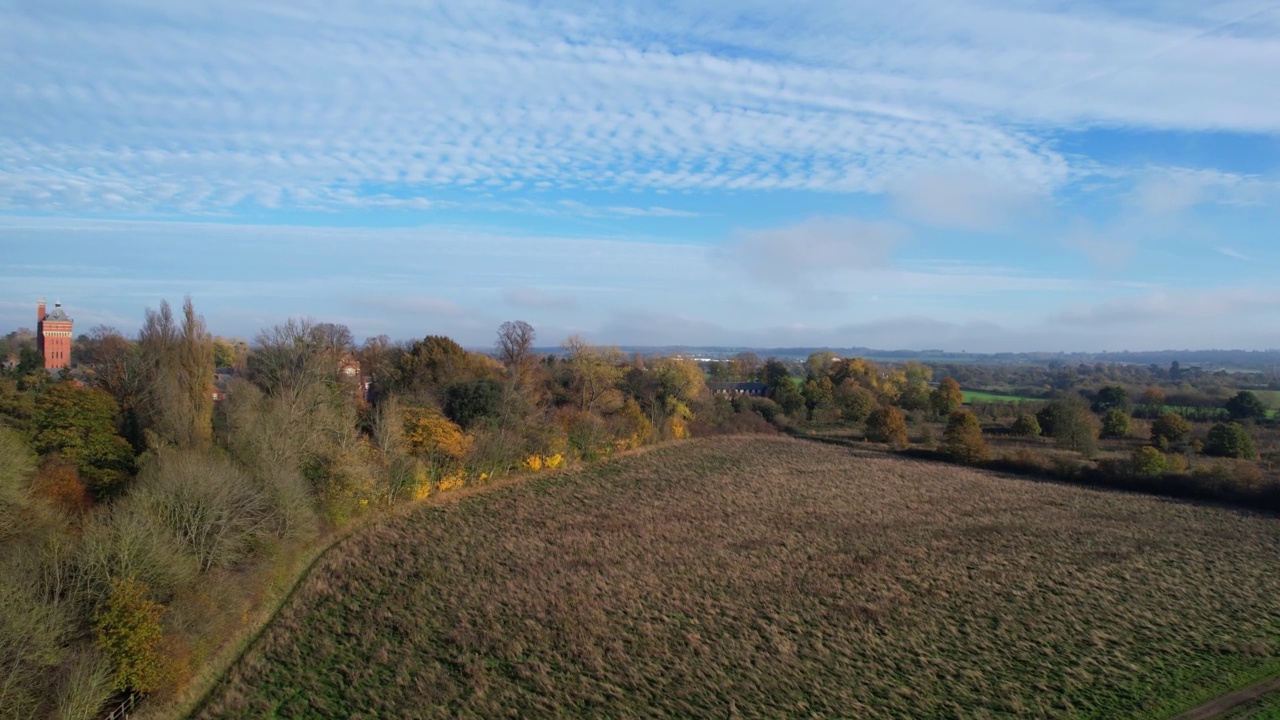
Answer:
top-left (308, 322), bottom-right (354, 360)
top-left (495, 320), bottom-right (536, 375)
top-left (0, 577), bottom-right (71, 719)
top-left (731, 352), bottom-right (761, 381)
top-left (132, 449), bottom-right (273, 573)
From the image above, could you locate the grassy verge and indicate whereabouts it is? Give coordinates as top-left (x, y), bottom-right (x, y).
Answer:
top-left (197, 436), bottom-right (1280, 719)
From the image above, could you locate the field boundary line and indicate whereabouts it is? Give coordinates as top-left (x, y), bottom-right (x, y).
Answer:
top-left (1167, 674), bottom-right (1280, 720)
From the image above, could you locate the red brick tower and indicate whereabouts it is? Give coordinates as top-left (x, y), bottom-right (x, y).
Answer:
top-left (37, 299), bottom-right (74, 370)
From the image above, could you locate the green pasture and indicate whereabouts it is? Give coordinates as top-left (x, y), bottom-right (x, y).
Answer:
top-left (962, 390), bottom-right (1040, 404)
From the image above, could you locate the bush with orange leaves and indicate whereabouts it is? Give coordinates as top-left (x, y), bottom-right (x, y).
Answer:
top-left (30, 456), bottom-right (94, 517)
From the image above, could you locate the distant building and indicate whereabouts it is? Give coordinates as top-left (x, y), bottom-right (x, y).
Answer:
top-left (708, 381), bottom-right (768, 397)
top-left (211, 370), bottom-right (235, 403)
top-left (338, 353), bottom-right (371, 405)
top-left (36, 299), bottom-right (73, 370)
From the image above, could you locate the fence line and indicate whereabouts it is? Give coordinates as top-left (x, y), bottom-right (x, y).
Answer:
top-left (103, 693), bottom-right (137, 720)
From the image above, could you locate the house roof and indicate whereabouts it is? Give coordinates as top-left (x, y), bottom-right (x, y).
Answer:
top-left (42, 303), bottom-right (72, 322)
top-left (708, 381), bottom-right (768, 393)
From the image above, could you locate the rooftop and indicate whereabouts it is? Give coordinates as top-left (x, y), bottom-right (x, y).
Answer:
top-left (42, 302), bottom-right (72, 323)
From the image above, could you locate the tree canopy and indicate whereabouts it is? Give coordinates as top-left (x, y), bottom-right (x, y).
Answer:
top-left (1225, 391), bottom-right (1267, 422)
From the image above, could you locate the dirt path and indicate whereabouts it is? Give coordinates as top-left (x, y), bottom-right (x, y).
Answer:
top-left (1170, 676), bottom-right (1280, 720)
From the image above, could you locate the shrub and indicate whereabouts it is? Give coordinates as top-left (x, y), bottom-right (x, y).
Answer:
top-left (1151, 413), bottom-right (1193, 453)
top-left (1131, 446), bottom-right (1168, 478)
top-left (942, 411), bottom-right (989, 464)
top-left (1204, 422), bottom-right (1257, 460)
top-left (1231, 461), bottom-right (1267, 490)
top-left (866, 406), bottom-right (908, 447)
top-left (1010, 414), bottom-right (1042, 437)
top-left (1101, 409), bottom-right (1133, 439)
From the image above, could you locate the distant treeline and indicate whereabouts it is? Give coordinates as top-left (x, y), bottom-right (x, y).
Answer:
top-left (541, 345), bottom-right (1280, 375)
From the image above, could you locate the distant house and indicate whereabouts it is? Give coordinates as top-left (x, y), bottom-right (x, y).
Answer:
top-left (211, 370), bottom-right (235, 403)
top-left (338, 354), bottom-right (370, 405)
top-left (708, 381), bottom-right (768, 397)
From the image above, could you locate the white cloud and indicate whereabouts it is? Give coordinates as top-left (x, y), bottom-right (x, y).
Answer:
top-left (9, 0), bottom-right (1277, 214)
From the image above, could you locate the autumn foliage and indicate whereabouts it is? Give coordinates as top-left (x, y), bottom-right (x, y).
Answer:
top-left (30, 456), bottom-right (93, 517)
top-left (94, 577), bottom-right (177, 695)
top-left (942, 410), bottom-right (989, 464)
top-left (866, 406), bottom-right (908, 447)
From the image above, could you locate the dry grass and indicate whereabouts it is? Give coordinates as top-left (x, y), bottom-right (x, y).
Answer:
top-left (198, 436), bottom-right (1280, 719)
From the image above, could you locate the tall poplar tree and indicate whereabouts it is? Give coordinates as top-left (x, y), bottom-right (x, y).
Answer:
top-left (137, 297), bottom-right (213, 448)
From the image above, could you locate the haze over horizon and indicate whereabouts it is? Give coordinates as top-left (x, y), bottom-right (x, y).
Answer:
top-left (2, 1), bottom-right (1278, 353)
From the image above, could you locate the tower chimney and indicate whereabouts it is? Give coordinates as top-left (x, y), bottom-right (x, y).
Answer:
top-left (37, 298), bottom-right (45, 324)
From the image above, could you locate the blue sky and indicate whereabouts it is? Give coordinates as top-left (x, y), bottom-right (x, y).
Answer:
top-left (1, 0), bottom-right (1278, 352)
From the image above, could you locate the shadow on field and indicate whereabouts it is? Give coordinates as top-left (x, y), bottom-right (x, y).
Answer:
top-left (794, 431), bottom-right (1280, 520)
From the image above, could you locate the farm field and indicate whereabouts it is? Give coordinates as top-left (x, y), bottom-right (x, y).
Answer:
top-left (198, 437), bottom-right (1280, 719)
top-left (1252, 391), bottom-right (1280, 421)
top-left (962, 389), bottom-right (1040, 404)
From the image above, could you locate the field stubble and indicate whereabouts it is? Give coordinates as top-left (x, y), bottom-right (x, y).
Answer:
top-left (200, 436), bottom-right (1280, 719)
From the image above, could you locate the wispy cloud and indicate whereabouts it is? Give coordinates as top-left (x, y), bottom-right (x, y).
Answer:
top-left (1218, 247), bottom-right (1250, 260)
top-left (4, 1), bottom-right (1276, 215)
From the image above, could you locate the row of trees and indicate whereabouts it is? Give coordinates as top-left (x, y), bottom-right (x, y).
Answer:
top-left (720, 355), bottom-right (1271, 477)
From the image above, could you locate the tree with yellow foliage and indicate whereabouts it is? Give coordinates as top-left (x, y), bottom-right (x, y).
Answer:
top-left (94, 577), bottom-right (176, 695)
top-left (942, 410), bottom-right (989, 464)
top-left (930, 378), bottom-right (964, 418)
top-left (402, 405), bottom-right (472, 466)
top-left (866, 405), bottom-right (909, 447)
